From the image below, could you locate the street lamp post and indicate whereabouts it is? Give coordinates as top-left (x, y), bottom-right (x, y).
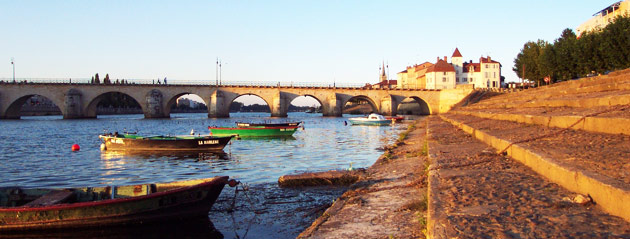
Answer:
top-left (11, 57), bottom-right (15, 82)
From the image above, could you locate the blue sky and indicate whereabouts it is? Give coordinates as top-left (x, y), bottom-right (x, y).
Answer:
top-left (0, 1), bottom-right (614, 104)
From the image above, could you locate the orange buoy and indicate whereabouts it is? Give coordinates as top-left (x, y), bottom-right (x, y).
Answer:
top-left (71, 144), bottom-right (80, 151)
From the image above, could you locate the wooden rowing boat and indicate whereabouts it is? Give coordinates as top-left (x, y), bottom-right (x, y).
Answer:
top-left (0, 176), bottom-right (229, 232)
top-left (99, 133), bottom-right (233, 151)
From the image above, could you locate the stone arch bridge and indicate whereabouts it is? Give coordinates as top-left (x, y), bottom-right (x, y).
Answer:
top-left (0, 83), bottom-right (473, 119)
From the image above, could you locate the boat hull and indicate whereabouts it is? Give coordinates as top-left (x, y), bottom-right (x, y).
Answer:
top-left (235, 122), bottom-right (301, 127)
top-left (208, 126), bottom-right (298, 137)
top-left (99, 134), bottom-right (233, 151)
top-left (0, 177), bottom-right (228, 232)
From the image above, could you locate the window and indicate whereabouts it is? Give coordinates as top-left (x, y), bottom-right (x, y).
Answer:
top-left (485, 72), bottom-right (488, 78)
top-left (456, 77), bottom-right (459, 82)
top-left (469, 77), bottom-right (473, 82)
top-left (463, 77), bottom-right (467, 82)
top-left (485, 64), bottom-right (488, 68)
top-left (493, 72), bottom-right (496, 78)
top-left (442, 77), bottom-right (447, 82)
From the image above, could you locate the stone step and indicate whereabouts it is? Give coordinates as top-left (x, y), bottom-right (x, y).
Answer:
top-left (451, 107), bottom-right (630, 135)
top-left (427, 116), bottom-right (630, 238)
top-left (465, 92), bottom-right (630, 110)
top-left (463, 69), bottom-right (630, 110)
top-left (438, 114), bottom-right (630, 222)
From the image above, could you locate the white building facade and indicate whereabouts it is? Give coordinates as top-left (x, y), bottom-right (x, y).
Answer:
top-left (576, 0), bottom-right (630, 36)
top-left (425, 57), bottom-right (456, 90)
top-left (424, 48), bottom-right (501, 89)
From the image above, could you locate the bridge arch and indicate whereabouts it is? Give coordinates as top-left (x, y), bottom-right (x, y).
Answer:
top-left (291, 95), bottom-right (322, 111)
top-left (342, 95), bottom-right (379, 114)
top-left (228, 93), bottom-right (271, 115)
top-left (85, 91), bottom-right (143, 118)
top-left (396, 96), bottom-right (431, 115)
top-left (165, 93), bottom-right (208, 116)
top-left (289, 94), bottom-right (323, 106)
top-left (3, 94), bottom-right (63, 119)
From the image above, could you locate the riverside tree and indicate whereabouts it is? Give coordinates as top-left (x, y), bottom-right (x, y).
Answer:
top-left (514, 15), bottom-right (630, 85)
top-left (513, 39), bottom-right (548, 86)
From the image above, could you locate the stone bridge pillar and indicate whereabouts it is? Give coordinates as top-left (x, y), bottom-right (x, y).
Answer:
top-left (144, 89), bottom-right (168, 118)
top-left (270, 91), bottom-right (288, 117)
top-left (63, 89), bottom-right (83, 119)
top-left (379, 95), bottom-right (397, 116)
top-left (208, 90), bottom-right (229, 118)
top-left (322, 93), bottom-right (342, 117)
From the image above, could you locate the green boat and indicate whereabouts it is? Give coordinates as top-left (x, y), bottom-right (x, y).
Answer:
top-left (207, 125), bottom-right (299, 137)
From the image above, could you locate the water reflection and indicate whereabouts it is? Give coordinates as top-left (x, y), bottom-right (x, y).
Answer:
top-left (232, 136), bottom-right (296, 141)
top-left (100, 150), bottom-right (231, 162)
top-left (0, 216), bottom-right (223, 239)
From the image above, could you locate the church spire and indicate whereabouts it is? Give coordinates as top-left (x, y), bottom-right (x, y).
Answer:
top-left (380, 62), bottom-right (387, 82)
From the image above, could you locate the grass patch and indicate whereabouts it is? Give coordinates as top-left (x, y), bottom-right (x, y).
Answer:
top-left (397, 131), bottom-right (409, 142)
top-left (396, 122), bottom-right (417, 143)
top-left (420, 141), bottom-right (428, 156)
top-left (416, 211), bottom-right (426, 226)
top-left (383, 152), bottom-right (393, 160)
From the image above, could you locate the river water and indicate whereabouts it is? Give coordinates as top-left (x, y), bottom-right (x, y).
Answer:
top-left (0, 112), bottom-right (407, 188)
top-left (0, 112), bottom-right (409, 238)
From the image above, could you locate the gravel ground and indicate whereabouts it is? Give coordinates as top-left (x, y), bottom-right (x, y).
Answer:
top-left (428, 116), bottom-right (630, 238)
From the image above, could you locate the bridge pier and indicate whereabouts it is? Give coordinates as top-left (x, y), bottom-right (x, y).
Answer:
top-left (208, 90), bottom-right (230, 118)
top-left (379, 95), bottom-right (397, 116)
top-left (270, 92), bottom-right (289, 117)
top-left (144, 89), bottom-right (169, 118)
top-left (322, 93), bottom-right (342, 117)
top-left (63, 89), bottom-right (83, 119)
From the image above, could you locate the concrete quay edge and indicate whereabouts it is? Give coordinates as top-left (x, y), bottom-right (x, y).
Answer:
top-left (451, 111), bottom-right (630, 135)
top-left (439, 115), bottom-right (630, 223)
top-left (426, 124), bottom-right (448, 239)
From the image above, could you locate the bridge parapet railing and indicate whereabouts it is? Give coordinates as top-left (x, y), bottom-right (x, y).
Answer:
top-left (0, 78), bottom-right (438, 91)
top-left (0, 78), bottom-right (368, 88)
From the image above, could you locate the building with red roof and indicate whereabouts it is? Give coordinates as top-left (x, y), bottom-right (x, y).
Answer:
top-left (396, 62), bottom-right (433, 89)
top-left (397, 48), bottom-right (502, 89)
top-left (425, 57), bottom-right (456, 89)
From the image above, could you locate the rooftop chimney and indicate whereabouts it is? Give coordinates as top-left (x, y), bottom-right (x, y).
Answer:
top-left (437, 57), bottom-right (440, 62)
top-left (488, 56), bottom-right (491, 61)
top-left (444, 56), bottom-right (448, 62)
